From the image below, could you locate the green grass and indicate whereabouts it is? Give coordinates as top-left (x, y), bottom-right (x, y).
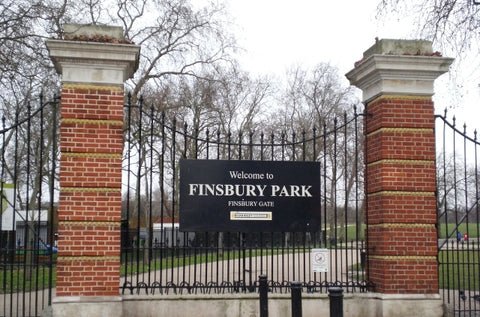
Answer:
top-left (0, 248), bottom-right (296, 292)
top-left (0, 265), bottom-right (55, 294)
top-left (340, 223), bottom-right (479, 240)
top-left (2, 227), bottom-right (479, 293)
top-left (348, 249), bottom-right (480, 291)
top-left (120, 249), bottom-right (281, 275)
top-left (322, 224), bottom-right (365, 246)
top-left (438, 223), bottom-right (480, 239)
top-left (439, 250), bottom-right (480, 290)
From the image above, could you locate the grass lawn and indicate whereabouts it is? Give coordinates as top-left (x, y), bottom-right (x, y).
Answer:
top-left (438, 250), bottom-right (480, 290)
top-left (2, 227), bottom-right (479, 293)
top-left (438, 223), bottom-right (480, 239)
top-left (0, 265), bottom-right (55, 293)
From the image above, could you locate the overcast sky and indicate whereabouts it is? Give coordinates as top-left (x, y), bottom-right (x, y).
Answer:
top-left (228, 0), bottom-right (409, 75)
top-left (220, 0), bottom-right (480, 132)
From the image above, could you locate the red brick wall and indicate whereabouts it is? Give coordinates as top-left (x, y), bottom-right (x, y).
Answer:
top-left (365, 95), bottom-right (438, 294)
top-left (367, 257), bottom-right (438, 293)
top-left (56, 85), bottom-right (124, 296)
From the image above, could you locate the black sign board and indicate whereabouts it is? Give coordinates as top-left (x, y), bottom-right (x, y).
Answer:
top-left (179, 159), bottom-right (320, 232)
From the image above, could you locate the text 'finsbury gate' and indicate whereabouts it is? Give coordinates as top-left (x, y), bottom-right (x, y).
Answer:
top-left (120, 98), bottom-right (370, 295)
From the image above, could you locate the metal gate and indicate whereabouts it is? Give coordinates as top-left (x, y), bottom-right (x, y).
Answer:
top-left (121, 98), bottom-right (371, 295)
top-left (0, 92), bottom-right (370, 314)
top-left (436, 111), bottom-right (480, 316)
top-left (0, 95), bottom-right (59, 317)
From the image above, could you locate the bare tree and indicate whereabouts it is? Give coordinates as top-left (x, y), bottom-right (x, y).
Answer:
top-left (378, 0), bottom-right (480, 58)
top-left (1, 0), bottom-right (236, 124)
top-left (115, 0), bottom-right (237, 102)
top-left (275, 64), bottom-right (355, 132)
top-left (273, 63), bottom-right (363, 242)
top-left (437, 149), bottom-right (480, 228)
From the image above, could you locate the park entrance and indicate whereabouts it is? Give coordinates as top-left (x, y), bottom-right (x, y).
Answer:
top-left (0, 31), bottom-right (470, 316)
top-left (120, 99), bottom-right (370, 295)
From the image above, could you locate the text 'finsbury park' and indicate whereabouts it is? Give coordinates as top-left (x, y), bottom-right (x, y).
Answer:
top-left (187, 184), bottom-right (313, 197)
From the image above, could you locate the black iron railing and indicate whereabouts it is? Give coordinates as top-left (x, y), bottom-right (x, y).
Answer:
top-left (0, 95), bottom-right (59, 317)
top-left (436, 110), bottom-right (480, 316)
top-left (121, 98), bottom-right (370, 295)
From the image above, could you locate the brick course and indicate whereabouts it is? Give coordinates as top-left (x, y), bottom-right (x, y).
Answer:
top-left (56, 259), bottom-right (120, 296)
top-left (57, 84), bottom-right (124, 296)
top-left (367, 257), bottom-right (438, 294)
top-left (367, 194), bottom-right (437, 224)
top-left (365, 97), bottom-right (435, 133)
top-left (366, 162), bottom-right (436, 193)
top-left (365, 95), bottom-right (438, 294)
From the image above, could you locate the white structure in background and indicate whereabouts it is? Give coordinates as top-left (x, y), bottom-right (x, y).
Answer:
top-left (1, 184), bottom-right (50, 248)
top-left (15, 210), bottom-right (49, 247)
top-left (152, 223), bottom-right (193, 247)
top-left (1, 184), bottom-right (15, 231)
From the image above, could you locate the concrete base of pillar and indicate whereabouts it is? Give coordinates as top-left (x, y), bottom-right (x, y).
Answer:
top-left (51, 293), bottom-right (443, 317)
top-left (352, 293), bottom-right (444, 317)
top-left (52, 296), bottom-right (122, 317)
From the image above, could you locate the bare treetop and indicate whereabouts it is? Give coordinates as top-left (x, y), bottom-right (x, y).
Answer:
top-left (377, 0), bottom-right (480, 58)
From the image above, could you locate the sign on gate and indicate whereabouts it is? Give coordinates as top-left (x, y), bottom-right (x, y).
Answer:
top-left (311, 248), bottom-right (329, 272)
top-left (179, 159), bottom-right (321, 232)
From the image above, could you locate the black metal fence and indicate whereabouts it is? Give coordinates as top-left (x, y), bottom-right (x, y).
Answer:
top-left (7, 93), bottom-right (479, 316)
top-left (121, 98), bottom-right (370, 295)
top-left (0, 92), bottom-right (369, 314)
top-left (0, 95), bottom-right (59, 317)
top-left (5, 93), bottom-right (479, 315)
top-left (436, 111), bottom-right (480, 316)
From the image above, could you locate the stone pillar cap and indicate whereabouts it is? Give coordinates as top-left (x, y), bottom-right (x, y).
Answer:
top-left (345, 39), bottom-right (454, 103)
top-left (46, 24), bottom-right (141, 85)
top-left (64, 24), bottom-right (126, 42)
top-left (363, 38), bottom-right (434, 58)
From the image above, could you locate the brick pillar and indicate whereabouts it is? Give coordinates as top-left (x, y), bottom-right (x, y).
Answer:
top-left (46, 24), bottom-right (140, 297)
top-left (346, 39), bottom-right (453, 294)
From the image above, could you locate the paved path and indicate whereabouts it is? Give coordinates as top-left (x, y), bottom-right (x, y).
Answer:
top-left (5, 243), bottom-right (478, 315)
top-left (438, 238), bottom-right (479, 250)
top-left (120, 249), bottom-right (363, 294)
top-left (0, 288), bottom-right (55, 317)
top-left (1, 249), bottom-right (362, 315)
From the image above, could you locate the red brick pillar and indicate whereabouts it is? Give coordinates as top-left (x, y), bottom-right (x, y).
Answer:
top-left (346, 39), bottom-right (453, 294)
top-left (46, 24), bottom-right (140, 297)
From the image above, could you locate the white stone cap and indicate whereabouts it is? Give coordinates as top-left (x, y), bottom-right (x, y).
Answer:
top-left (63, 24), bottom-right (124, 41)
top-left (345, 39), bottom-right (454, 103)
top-left (46, 36), bottom-right (140, 86)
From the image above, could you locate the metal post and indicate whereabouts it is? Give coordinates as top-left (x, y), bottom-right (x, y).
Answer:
top-left (259, 275), bottom-right (268, 317)
top-left (291, 281), bottom-right (302, 317)
top-left (328, 287), bottom-right (344, 317)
